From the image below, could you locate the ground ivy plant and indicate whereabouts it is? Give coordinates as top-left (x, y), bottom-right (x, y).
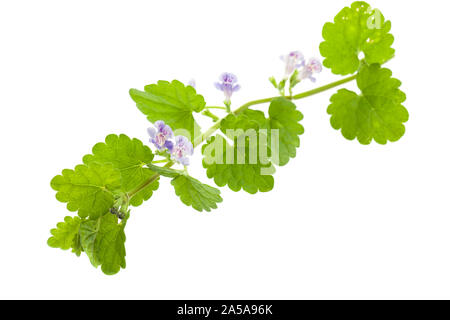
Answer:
top-left (48, 1), bottom-right (408, 275)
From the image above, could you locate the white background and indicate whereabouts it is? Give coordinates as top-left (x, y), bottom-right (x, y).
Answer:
top-left (1, 0), bottom-right (449, 299)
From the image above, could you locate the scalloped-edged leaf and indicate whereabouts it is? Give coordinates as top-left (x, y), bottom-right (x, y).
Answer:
top-left (129, 80), bottom-right (205, 142)
top-left (320, 1), bottom-right (395, 75)
top-left (171, 175), bottom-right (222, 212)
top-left (266, 97), bottom-right (304, 166)
top-left (202, 135), bottom-right (274, 194)
top-left (79, 214), bottom-right (126, 275)
top-left (328, 64), bottom-right (408, 144)
top-left (220, 109), bottom-right (266, 135)
top-left (147, 164), bottom-right (222, 212)
top-left (83, 134), bottom-right (159, 207)
top-left (51, 163), bottom-right (121, 219)
top-left (221, 100), bottom-right (303, 167)
top-left (47, 216), bottom-right (83, 256)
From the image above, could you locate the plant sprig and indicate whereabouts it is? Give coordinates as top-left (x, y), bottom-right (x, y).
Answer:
top-left (48, 1), bottom-right (408, 275)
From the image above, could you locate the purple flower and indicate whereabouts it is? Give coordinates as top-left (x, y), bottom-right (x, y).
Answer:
top-left (280, 51), bottom-right (305, 78)
top-left (147, 120), bottom-right (174, 151)
top-left (171, 135), bottom-right (194, 166)
top-left (214, 73), bottom-right (240, 103)
top-left (187, 79), bottom-right (196, 88)
top-left (297, 58), bottom-right (322, 82)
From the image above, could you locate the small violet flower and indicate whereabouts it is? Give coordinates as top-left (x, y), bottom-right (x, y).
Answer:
top-left (214, 73), bottom-right (240, 104)
top-left (297, 58), bottom-right (322, 82)
top-left (147, 120), bottom-right (174, 152)
top-left (187, 79), bottom-right (196, 88)
top-left (280, 51), bottom-right (305, 78)
top-left (171, 135), bottom-right (194, 166)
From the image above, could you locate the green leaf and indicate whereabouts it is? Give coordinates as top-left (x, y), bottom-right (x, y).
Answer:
top-left (72, 230), bottom-right (83, 256)
top-left (146, 163), bottom-right (180, 178)
top-left (171, 175), bottom-right (223, 212)
top-left (79, 214), bottom-right (126, 275)
top-left (203, 99), bottom-right (303, 192)
top-left (265, 97), bottom-right (304, 166)
top-left (129, 80), bottom-right (205, 142)
top-left (83, 134), bottom-right (159, 207)
top-left (221, 100), bottom-right (304, 167)
top-left (269, 76), bottom-right (278, 89)
top-left (48, 214), bottom-right (126, 274)
top-left (147, 164), bottom-right (222, 212)
top-left (202, 135), bottom-right (275, 194)
top-left (51, 163), bottom-right (122, 219)
top-left (328, 64), bottom-right (408, 144)
top-left (320, 1), bottom-right (395, 75)
top-left (220, 109), bottom-right (266, 135)
top-left (47, 216), bottom-right (83, 256)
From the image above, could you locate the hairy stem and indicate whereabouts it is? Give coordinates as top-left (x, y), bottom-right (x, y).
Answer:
top-left (128, 74), bottom-right (357, 200)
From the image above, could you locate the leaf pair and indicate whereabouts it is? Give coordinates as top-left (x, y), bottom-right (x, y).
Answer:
top-left (51, 134), bottom-right (159, 220)
top-left (48, 214), bottom-right (126, 275)
top-left (202, 97), bottom-right (304, 194)
top-left (49, 133), bottom-right (223, 274)
top-left (49, 134), bottom-right (159, 275)
top-left (321, 1), bottom-right (408, 144)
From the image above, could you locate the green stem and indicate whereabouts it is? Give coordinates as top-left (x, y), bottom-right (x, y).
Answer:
top-left (193, 121), bottom-right (221, 148)
top-left (127, 74), bottom-right (357, 200)
top-left (233, 74), bottom-right (357, 115)
top-left (152, 159), bottom-right (169, 164)
top-left (206, 106), bottom-right (227, 110)
top-left (291, 74), bottom-right (357, 100)
top-left (224, 101), bottom-right (231, 113)
top-left (201, 110), bottom-right (220, 122)
top-left (127, 161), bottom-right (174, 198)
